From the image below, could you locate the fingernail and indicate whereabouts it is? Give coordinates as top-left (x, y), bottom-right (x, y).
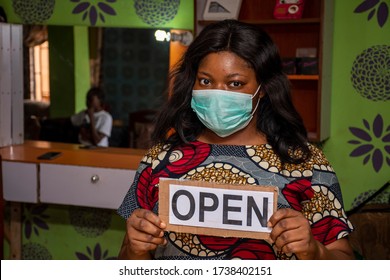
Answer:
top-left (267, 221), bottom-right (272, 228)
top-left (158, 238), bottom-right (168, 248)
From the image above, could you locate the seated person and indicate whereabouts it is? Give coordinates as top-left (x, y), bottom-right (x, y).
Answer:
top-left (71, 87), bottom-right (113, 147)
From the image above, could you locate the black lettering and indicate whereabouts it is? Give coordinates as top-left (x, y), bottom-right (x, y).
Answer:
top-left (119, 266), bottom-right (134, 275)
top-left (223, 194), bottom-right (242, 225)
top-left (171, 190), bottom-right (195, 220)
top-left (247, 196), bottom-right (268, 227)
top-left (199, 192), bottom-right (219, 222)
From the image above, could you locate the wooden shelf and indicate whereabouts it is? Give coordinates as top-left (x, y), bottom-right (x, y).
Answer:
top-left (308, 132), bottom-right (318, 142)
top-left (288, 75), bottom-right (319, 80)
top-left (198, 18), bottom-right (321, 26)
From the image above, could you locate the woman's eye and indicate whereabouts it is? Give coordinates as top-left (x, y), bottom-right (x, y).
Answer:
top-left (199, 78), bottom-right (210, 85)
top-left (230, 81), bottom-right (242, 87)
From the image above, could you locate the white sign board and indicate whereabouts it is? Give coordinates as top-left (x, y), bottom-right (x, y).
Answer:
top-left (159, 179), bottom-right (278, 239)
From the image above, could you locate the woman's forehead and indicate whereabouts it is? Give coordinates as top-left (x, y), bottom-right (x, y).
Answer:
top-left (198, 51), bottom-right (254, 75)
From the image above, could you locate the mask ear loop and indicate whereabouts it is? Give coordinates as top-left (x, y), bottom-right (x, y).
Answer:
top-left (251, 84), bottom-right (262, 115)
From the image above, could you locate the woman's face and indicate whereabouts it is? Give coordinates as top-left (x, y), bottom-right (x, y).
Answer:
top-left (193, 51), bottom-right (260, 96)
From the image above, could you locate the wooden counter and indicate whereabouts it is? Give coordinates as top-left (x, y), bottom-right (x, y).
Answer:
top-left (1, 140), bottom-right (146, 169)
top-left (1, 141), bottom-right (146, 208)
top-left (1, 141), bottom-right (147, 259)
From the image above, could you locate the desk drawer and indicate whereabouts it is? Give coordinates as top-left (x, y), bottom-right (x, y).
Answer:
top-left (2, 161), bottom-right (38, 203)
top-left (40, 164), bottom-right (135, 209)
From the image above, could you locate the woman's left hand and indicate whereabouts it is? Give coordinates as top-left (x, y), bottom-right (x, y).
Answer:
top-left (268, 208), bottom-right (319, 259)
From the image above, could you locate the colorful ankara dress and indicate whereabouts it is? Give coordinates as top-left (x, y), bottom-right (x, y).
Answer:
top-left (118, 140), bottom-right (354, 259)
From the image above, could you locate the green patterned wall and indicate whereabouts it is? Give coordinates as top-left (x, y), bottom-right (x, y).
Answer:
top-left (4, 203), bottom-right (124, 260)
top-left (0, 0), bottom-right (193, 29)
top-left (322, 0), bottom-right (390, 210)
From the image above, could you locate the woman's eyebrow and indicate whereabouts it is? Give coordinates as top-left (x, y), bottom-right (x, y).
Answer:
top-left (197, 71), bottom-right (212, 77)
top-left (197, 71), bottom-right (246, 78)
top-left (226, 72), bottom-right (245, 78)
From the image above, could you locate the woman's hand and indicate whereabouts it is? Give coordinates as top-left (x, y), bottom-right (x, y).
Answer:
top-left (268, 208), bottom-right (319, 259)
top-left (268, 208), bottom-right (354, 260)
top-left (119, 208), bottom-right (167, 259)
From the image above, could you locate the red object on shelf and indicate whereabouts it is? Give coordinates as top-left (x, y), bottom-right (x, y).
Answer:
top-left (273, 0), bottom-right (305, 20)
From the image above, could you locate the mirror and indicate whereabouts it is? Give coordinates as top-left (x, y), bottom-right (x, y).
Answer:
top-left (23, 25), bottom-right (175, 148)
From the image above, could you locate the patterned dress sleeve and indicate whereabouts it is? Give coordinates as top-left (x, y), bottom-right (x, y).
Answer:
top-left (117, 144), bottom-right (163, 219)
top-left (281, 144), bottom-right (354, 245)
top-left (308, 168), bottom-right (354, 244)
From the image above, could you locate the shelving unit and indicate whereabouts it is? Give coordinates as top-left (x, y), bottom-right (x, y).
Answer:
top-left (288, 75), bottom-right (319, 81)
top-left (196, 0), bottom-right (333, 141)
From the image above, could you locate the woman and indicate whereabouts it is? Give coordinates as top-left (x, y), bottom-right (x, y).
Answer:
top-left (118, 20), bottom-right (354, 260)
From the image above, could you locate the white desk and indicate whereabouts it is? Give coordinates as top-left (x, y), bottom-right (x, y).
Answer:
top-left (0, 140), bottom-right (145, 259)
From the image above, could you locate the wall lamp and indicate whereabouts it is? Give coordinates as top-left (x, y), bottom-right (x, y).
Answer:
top-left (154, 30), bottom-right (193, 46)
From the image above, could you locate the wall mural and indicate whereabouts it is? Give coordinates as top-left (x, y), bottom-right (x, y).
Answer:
top-left (1, 0), bottom-right (192, 29)
top-left (319, 2), bottom-right (390, 259)
top-left (354, 0), bottom-right (389, 28)
top-left (12, 0), bottom-right (56, 23)
top-left (351, 45), bottom-right (390, 102)
top-left (17, 203), bottom-right (121, 260)
top-left (348, 0), bottom-right (389, 199)
top-left (76, 243), bottom-right (116, 260)
top-left (349, 44), bottom-right (389, 173)
top-left (70, 0), bottom-right (182, 26)
top-left (23, 204), bottom-right (50, 239)
top-left (348, 114), bottom-right (390, 173)
top-left (12, 0), bottom-right (56, 24)
top-left (348, 35), bottom-right (389, 174)
top-left (71, 0), bottom-right (117, 26)
top-left (69, 206), bottom-right (112, 237)
top-left (22, 243), bottom-right (52, 260)
top-left (351, 188), bottom-right (390, 209)
top-left (134, 0), bottom-right (180, 26)
top-left (322, 0), bottom-right (389, 214)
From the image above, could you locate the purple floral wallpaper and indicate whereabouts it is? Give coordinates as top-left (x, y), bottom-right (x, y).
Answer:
top-left (351, 45), bottom-right (390, 101)
top-left (348, 114), bottom-right (390, 173)
top-left (134, 0), bottom-right (180, 26)
top-left (354, 0), bottom-right (389, 27)
top-left (71, 0), bottom-right (117, 26)
top-left (5, 0), bottom-right (190, 28)
top-left (19, 203), bottom-right (119, 260)
top-left (12, 0), bottom-right (56, 23)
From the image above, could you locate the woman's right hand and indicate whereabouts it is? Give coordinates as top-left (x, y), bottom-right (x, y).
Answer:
top-left (122, 208), bottom-right (167, 259)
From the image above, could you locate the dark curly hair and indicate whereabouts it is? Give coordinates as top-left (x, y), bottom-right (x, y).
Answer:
top-left (152, 20), bottom-right (310, 163)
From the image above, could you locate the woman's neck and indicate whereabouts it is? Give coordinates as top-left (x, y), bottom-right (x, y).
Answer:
top-left (198, 123), bottom-right (267, 146)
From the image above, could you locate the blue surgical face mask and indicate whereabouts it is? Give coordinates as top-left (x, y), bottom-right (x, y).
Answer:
top-left (191, 85), bottom-right (261, 137)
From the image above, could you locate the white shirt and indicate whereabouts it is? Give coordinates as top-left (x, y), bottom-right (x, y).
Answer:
top-left (71, 110), bottom-right (113, 147)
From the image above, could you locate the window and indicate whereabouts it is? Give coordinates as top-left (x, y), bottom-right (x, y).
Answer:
top-left (29, 40), bottom-right (50, 102)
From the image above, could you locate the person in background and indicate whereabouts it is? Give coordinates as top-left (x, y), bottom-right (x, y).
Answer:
top-left (117, 20), bottom-right (355, 260)
top-left (71, 87), bottom-right (112, 147)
